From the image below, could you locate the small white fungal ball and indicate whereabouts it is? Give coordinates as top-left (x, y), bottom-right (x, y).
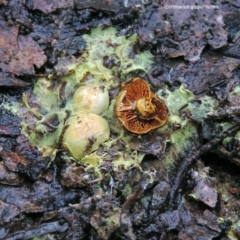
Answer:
top-left (72, 85), bottom-right (109, 115)
top-left (62, 113), bottom-right (110, 160)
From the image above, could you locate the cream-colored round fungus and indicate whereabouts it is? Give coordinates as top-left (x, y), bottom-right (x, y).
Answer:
top-left (62, 113), bottom-right (110, 160)
top-left (72, 85), bottom-right (109, 115)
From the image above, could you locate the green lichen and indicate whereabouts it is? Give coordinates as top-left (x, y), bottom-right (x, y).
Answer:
top-left (158, 85), bottom-right (195, 116)
top-left (112, 150), bottom-right (145, 171)
top-left (73, 26), bottom-right (153, 88)
top-left (228, 220), bottom-right (240, 240)
top-left (155, 86), bottom-right (200, 168)
top-left (122, 184), bottom-right (132, 197)
top-left (188, 95), bottom-right (216, 122)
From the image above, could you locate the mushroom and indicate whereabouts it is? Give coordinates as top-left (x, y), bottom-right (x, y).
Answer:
top-left (115, 78), bottom-right (167, 134)
top-left (72, 85), bottom-right (109, 115)
top-left (62, 113), bottom-right (110, 160)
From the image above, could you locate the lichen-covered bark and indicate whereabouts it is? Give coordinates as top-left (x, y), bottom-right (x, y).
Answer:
top-left (0, 0), bottom-right (240, 239)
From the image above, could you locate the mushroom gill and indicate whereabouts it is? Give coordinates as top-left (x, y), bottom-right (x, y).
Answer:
top-left (115, 78), bottom-right (167, 134)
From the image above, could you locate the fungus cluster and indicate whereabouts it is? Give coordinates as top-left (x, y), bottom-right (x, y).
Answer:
top-left (115, 78), bottom-right (168, 134)
top-left (3, 26), bottom-right (156, 164)
top-left (62, 85), bottom-right (110, 160)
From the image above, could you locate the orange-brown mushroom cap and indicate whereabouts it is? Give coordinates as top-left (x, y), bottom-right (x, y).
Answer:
top-left (115, 78), bottom-right (168, 134)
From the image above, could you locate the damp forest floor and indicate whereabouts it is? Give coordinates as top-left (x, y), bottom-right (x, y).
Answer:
top-left (1, 1), bottom-right (240, 240)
